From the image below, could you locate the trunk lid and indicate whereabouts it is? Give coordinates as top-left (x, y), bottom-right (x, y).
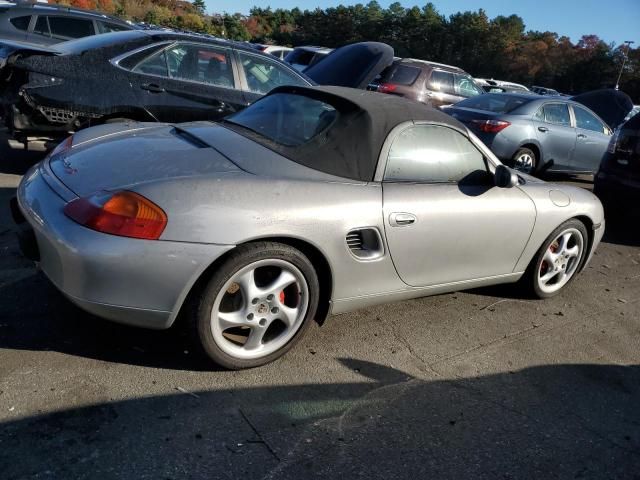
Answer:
top-left (0, 39), bottom-right (59, 73)
top-left (303, 42), bottom-right (395, 90)
top-left (49, 123), bottom-right (242, 197)
top-left (571, 89), bottom-right (633, 131)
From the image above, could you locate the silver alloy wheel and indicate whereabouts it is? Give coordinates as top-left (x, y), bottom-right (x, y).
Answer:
top-left (537, 228), bottom-right (584, 294)
top-left (210, 259), bottom-right (309, 360)
top-left (514, 152), bottom-right (534, 173)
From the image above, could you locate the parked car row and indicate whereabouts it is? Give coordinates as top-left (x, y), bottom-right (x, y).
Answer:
top-left (2, 7), bottom-right (635, 369)
top-left (0, 31), bottom-right (392, 145)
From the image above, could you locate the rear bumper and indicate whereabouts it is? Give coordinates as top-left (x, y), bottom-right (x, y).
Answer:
top-left (594, 170), bottom-right (640, 207)
top-left (16, 164), bottom-right (234, 329)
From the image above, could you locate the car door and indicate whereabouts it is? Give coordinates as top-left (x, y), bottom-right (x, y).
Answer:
top-left (426, 70), bottom-right (460, 107)
top-left (236, 50), bottom-right (310, 105)
top-left (382, 123), bottom-right (536, 287)
top-left (532, 102), bottom-right (576, 169)
top-left (571, 104), bottom-right (611, 172)
top-left (127, 42), bottom-right (245, 123)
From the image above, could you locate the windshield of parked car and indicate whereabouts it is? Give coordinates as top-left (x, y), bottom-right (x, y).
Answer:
top-left (224, 92), bottom-right (337, 147)
top-left (456, 94), bottom-right (533, 113)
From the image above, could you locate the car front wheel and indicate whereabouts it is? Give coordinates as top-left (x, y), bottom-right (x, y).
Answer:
top-left (191, 242), bottom-right (319, 369)
top-left (529, 219), bottom-right (588, 298)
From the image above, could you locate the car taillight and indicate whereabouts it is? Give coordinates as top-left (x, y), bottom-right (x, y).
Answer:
top-left (607, 130), bottom-right (619, 154)
top-left (64, 191), bottom-right (167, 240)
top-left (378, 83), bottom-right (398, 93)
top-left (471, 119), bottom-right (511, 133)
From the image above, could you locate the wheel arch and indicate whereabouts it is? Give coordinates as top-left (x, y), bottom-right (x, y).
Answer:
top-left (172, 236), bottom-right (334, 329)
top-left (517, 142), bottom-right (542, 164)
top-left (518, 213), bottom-right (595, 277)
top-left (573, 214), bottom-right (594, 272)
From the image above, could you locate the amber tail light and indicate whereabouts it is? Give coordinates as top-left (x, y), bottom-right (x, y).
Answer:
top-left (64, 191), bottom-right (167, 240)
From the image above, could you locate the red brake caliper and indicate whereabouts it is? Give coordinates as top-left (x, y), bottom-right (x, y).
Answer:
top-left (541, 242), bottom-right (558, 274)
top-left (279, 291), bottom-right (285, 304)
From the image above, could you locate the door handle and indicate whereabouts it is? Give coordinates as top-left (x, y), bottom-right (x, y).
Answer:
top-left (538, 126), bottom-right (548, 132)
top-left (140, 83), bottom-right (165, 93)
top-left (577, 133), bottom-right (587, 139)
top-left (389, 212), bottom-right (417, 227)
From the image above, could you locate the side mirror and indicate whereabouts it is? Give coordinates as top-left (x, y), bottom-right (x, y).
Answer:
top-left (494, 164), bottom-right (519, 188)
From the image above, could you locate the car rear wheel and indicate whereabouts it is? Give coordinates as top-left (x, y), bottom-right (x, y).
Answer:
top-left (529, 219), bottom-right (588, 298)
top-left (512, 147), bottom-right (537, 174)
top-left (191, 242), bottom-right (319, 369)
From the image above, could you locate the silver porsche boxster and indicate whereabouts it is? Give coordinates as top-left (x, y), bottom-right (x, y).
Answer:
top-left (14, 85), bottom-right (605, 369)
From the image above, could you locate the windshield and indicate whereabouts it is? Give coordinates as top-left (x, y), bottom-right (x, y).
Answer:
top-left (225, 92), bottom-right (337, 147)
top-left (456, 94), bottom-right (533, 113)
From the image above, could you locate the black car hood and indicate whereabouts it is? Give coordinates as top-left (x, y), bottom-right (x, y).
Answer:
top-left (303, 41), bottom-right (394, 90)
top-left (571, 89), bottom-right (634, 130)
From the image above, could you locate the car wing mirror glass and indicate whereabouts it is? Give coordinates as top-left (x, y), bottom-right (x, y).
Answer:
top-left (494, 164), bottom-right (519, 188)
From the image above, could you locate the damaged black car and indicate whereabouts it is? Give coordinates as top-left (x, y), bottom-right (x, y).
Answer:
top-left (0, 30), bottom-right (393, 147)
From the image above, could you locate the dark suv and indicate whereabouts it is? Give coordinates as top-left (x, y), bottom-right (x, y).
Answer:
top-left (375, 58), bottom-right (483, 108)
top-left (0, 3), bottom-right (133, 45)
top-left (594, 111), bottom-right (640, 215)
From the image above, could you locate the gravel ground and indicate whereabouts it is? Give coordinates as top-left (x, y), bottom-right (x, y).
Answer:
top-left (1, 133), bottom-right (639, 479)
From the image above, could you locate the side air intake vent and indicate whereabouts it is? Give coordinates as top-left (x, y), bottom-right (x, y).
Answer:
top-left (345, 228), bottom-right (384, 260)
top-left (346, 231), bottom-right (364, 250)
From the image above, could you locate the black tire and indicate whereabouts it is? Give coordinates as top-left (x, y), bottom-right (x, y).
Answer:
top-left (189, 242), bottom-right (319, 369)
top-left (511, 147), bottom-right (537, 174)
top-left (527, 219), bottom-right (589, 299)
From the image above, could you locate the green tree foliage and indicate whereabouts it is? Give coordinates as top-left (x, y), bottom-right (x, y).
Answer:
top-left (56, 0), bottom-right (639, 100)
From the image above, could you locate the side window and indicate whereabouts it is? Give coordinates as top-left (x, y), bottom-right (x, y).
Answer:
top-left (166, 44), bottom-right (235, 88)
top-left (10, 15), bottom-right (31, 31)
top-left (48, 16), bottom-right (95, 40)
top-left (573, 105), bottom-right (606, 133)
top-left (454, 74), bottom-right (482, 97)
top-left (384, 125), bottom-right (488, 184)
top-left (33, 16), bottom-right (50, 37)
top-left (97, 22), bottom-right (129, 34)
top-left (541, 103), bottom-right (571, 127)
top-left (132, 51), bottom-right (169, 77)
top-left (429, 70), bottom-right (454, 95)
top-left (238, 51), bottom-right (307, 94)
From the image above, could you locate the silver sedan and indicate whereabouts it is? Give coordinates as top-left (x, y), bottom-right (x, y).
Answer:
top-left (14, 86), bottom-right (605, 369)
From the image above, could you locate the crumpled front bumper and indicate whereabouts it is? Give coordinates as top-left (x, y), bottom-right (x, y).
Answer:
top-left (15, 162), bottom-right (234, 329)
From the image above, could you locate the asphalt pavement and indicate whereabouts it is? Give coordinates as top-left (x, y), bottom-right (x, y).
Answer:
top-left (1, 131), bottom-right (639, 479)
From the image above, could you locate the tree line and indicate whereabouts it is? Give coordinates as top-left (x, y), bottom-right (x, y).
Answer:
top-left (53, 0), bottom-right (640, 101)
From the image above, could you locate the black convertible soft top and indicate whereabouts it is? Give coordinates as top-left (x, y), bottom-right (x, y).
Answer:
top-left (230, 85), bottom-right (465, 182)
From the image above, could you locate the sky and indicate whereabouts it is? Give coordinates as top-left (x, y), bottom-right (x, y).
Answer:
top-left (205, 0), bottom-right (640, 47)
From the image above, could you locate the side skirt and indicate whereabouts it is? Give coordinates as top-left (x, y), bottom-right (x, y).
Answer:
top-left (329, 272), bottom-right (524, 315)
